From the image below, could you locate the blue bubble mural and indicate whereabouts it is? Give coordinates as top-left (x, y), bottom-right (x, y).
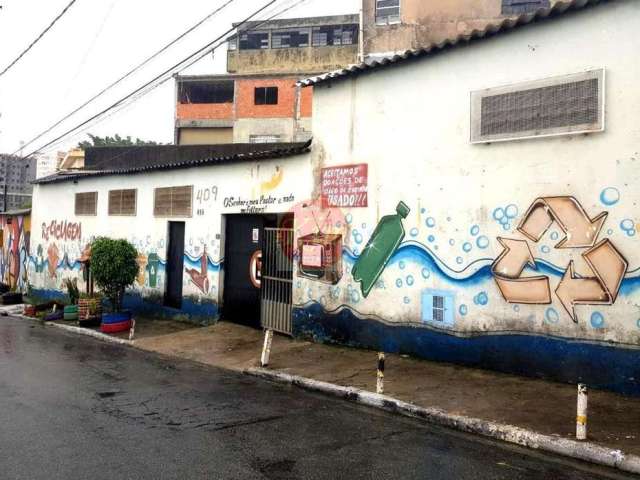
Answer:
top-left (590, 311), bottom-right (605, 329)
top-left (600, 187), bottom-right (620, 206)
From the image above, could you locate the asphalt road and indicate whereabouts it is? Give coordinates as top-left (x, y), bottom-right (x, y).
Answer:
top-left (0, 316), bottom-right (635, 480)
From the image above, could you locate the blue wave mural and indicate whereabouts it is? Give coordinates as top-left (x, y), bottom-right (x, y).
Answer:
top-left (342, 240), bottom-right (640, 294)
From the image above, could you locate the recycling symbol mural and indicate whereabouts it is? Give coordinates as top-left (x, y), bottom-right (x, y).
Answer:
top-left (491, 196), bottom-right (628, 322)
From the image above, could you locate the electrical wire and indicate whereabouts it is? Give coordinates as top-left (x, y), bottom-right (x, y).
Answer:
top-left (29, 0), bottom-right (313, 157)
top-left (0, 0), bottom-right (79, 78)
top-left (14, 0), bottom-right (238, 155)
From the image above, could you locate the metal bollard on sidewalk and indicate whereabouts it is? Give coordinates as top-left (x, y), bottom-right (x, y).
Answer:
top-left (376, 352), bottom-right (385, 394)
top-left (576, 383), bottom-right (588, 440)
top-left (261, 329), bottom-right (274, 367)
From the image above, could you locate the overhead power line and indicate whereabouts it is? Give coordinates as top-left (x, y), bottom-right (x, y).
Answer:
top-left (15, 0), bottom-right (237, 155)
top-left (0, 0), bottom-right (79, 78)
top-left (22, 0), bottom-right (310, 158)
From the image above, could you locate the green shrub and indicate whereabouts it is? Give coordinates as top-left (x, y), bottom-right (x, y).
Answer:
top-left (90, 237), bottom-right (138, 312)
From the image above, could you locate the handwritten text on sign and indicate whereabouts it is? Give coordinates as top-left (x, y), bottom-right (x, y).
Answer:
top-left (321, 164), bottom-right (368, 208)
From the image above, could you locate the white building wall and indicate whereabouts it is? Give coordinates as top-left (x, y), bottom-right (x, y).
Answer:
top-left (301, 2), bottom-right (640, 348)
top-left (30, 154), bottom-right (313, 319)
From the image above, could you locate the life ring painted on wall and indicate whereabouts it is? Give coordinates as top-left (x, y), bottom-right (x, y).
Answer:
top-left (249, 250), bottom-right (262, 289)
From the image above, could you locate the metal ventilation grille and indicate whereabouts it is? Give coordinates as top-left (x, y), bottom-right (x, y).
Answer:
top-left (471, 69), bottom-right (604, 143)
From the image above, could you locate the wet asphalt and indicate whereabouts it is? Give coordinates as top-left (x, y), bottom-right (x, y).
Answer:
top-left (0, 316), bottom-right (635, 480)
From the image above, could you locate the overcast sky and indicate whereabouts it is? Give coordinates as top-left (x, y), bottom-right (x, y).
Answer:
top-left (0, 0), bottom-right (359, 156)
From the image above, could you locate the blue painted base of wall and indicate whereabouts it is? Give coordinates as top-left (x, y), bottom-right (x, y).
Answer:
top-left (31, 289), bottom-right (219, 325)
top-left (293, 303), bottom-right (640, 397)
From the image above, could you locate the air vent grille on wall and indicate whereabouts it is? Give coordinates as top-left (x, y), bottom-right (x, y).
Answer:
top-left (471, 69), bottom-right (604, 144)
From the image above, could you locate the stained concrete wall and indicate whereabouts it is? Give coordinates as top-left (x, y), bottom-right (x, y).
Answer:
top-left (363, 0), bottom-right (559, 56)
top-left (228, 45), bottom-right (359, 76)
top-left (300, 2), bottom-right (640, 394)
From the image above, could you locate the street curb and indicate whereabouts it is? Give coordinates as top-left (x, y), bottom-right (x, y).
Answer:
top-left (245, 367), bottom-right (640, 475)
top-left (44, 321), bottom-right (133, 346)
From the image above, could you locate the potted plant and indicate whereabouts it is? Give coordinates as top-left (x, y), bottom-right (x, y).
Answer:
top-left (78, 292), bottom-right (103, 327)
top-left (63, 278), bottom-right (80, 321)
top-left (90, 237), bottom-right (138, 333)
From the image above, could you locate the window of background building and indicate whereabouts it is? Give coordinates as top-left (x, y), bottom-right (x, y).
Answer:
top-left (376, 0), bottom-right (400, 24)
top-left (249, 134), bottom-right (282, 144)
top-left (154, 186), bottom-right (193, 217)
top-left (228, 36), bottom-right (238, 51)
top-left (254, 87), bottom-right (278, 105)
top-left (501, 0), bottom-right (550, 14)
top-left (239, 31), bottom-right (269, 50)
top-left (271, 29), bottom-right (310, 48)
top-left (108, 189), bottom-right (137, 216)
top-left (179, 81), bottom-right (234, 104)
top-left (312, 24), bottom-right (359, 47)
top-left (75, 192), bottom-right (98, 216)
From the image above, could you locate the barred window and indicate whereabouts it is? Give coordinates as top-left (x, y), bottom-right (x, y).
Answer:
top-left (254, 87), bottom-right (278, 105)
top-left (271, 29), bottom-right (309, 49)
top-left (376, 0), bottom-right (400, 24)
top-left (75, 192), bottom-right (97, 216)
top-left (108, 189), bottom-right (137, 216)
top-left (502, 0), bottom-right (550, 15)
top-left (312, 25), bottom-right (359, 46)
top-left (154, 186), bottom-right (193, 217)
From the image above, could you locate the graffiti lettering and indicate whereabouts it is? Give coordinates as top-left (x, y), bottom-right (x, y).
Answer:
top-left (42, 220), bottom-right (82, 242)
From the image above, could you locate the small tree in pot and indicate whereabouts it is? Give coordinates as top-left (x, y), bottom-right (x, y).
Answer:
top-left (90, 237), bottom-right (138, 328)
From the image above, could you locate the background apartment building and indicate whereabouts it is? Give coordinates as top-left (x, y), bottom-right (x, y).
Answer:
top-left (364, 0), bottom-right (558, 57)
top-left (0, 154), bottom-right (36, 211)
top-left (175, 15), bottom-right (360, 146)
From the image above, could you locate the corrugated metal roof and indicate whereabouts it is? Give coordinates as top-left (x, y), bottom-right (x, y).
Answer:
top-left (34, 141), bottom-right (311, 185)
top-left (0, 208), bottom-right (31, 216)
top-left (299, 0), bottom-right (605, 88)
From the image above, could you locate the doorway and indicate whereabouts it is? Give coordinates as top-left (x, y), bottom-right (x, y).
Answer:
top-left (223, 215), bottom-right (265, 328)
top-left (165, 221), bottom-right (185, 309)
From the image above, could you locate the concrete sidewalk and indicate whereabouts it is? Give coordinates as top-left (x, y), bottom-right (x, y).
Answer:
top-left (130, 320), bottom-right (640, 460)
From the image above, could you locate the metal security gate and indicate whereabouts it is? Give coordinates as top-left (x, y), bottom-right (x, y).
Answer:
top-left (261, 227), bottom-right (294, 335)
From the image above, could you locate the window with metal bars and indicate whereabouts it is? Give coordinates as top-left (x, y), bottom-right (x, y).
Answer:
top-left (311, 25), bottom-right (359, 47)
top-left (376, 0), bottom-right (400, 24)
top-left (75, 192), bottom-right (97, 216)
top-left (153, 186), bottom-right (193, 217)
top-left (108, 189), bottom-right (137, 216)
top-left (271, 29), bottom-right (309, 48)
top-left (432, 295), bottom-right (445, 322)
top-left (239, 31), bottom-right (269, 50)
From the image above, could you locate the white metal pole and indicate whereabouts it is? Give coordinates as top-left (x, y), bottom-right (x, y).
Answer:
top-left (576, 383), bottom-right (588, 440)
top-left (128, 319), bottom-right (136, 341)
top-left (261, 329), bottom-right (274, 367)
top-left (376, 352), bottom-right (385, 394)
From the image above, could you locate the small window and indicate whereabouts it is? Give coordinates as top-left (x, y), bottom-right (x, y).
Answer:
top-left (108, 189), bottom-right (137, 216)
top-left (154, 186), bottom-right (193, 217)
top-left (501, 0), bottom-right (550, 15)
top-left (271, 29), bottom-right (309, 49)
top-left (254, 87), bottom-right (278, 105)
top-left (75, 192), bottom-right (97, 216)
top-left (312, 25), bottom-right (359, 47)
top-left (239, 31), bottom-right (269, 50)
top-left (376, 0), bottom-right (400, 24)
top-left (421, 289), bottom-right (455, 327)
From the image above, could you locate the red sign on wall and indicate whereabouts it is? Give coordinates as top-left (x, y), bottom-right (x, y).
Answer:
top-left (321, 164), bottom-right (368, 208)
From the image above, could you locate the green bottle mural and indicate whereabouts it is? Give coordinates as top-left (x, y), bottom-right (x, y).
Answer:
top-left (352, 201), bottom-right (410, 298)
